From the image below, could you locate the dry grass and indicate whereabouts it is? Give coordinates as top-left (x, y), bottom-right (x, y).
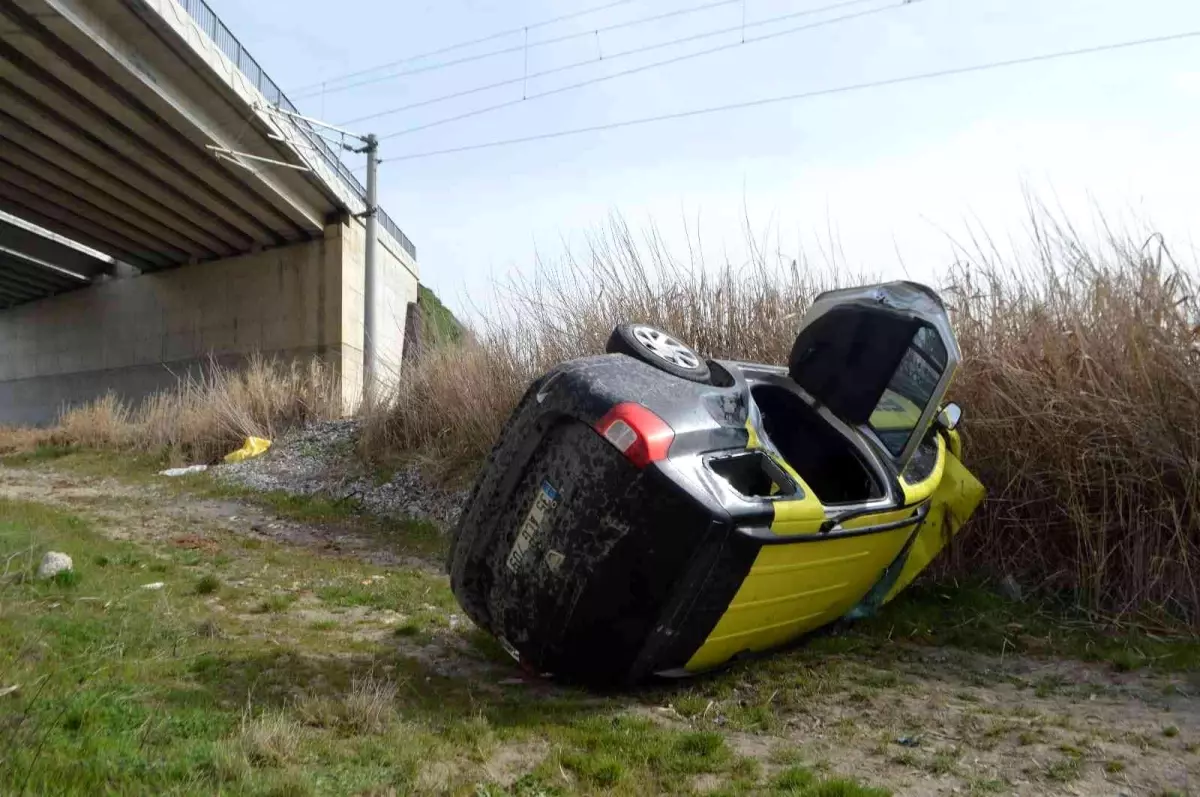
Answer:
top-left (361, 216), bottom-right (839, 474)
top-left (235, 709), bottom-right (306, 766)
top-left (367, 211), bottom-right (1200, 625)
top-left (294, 673), bottom-right (400, 734)
top-left (0, 356), bottom-right (341, 464)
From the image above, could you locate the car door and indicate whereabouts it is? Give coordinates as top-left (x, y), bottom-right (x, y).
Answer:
top-left (783, 281), bottom-right (985, 615)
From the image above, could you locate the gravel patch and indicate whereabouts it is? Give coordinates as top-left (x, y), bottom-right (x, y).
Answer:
top-left (218, 420), bottom-right (468, 527)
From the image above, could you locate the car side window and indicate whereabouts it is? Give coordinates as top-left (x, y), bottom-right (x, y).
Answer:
top-left (868, 324), bottom-right (947, 457)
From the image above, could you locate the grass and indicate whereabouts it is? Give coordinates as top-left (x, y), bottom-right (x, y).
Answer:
top-left (826, 580), bottom-right (1200, 673)
top-left (1044, 757), bottom-right (1082, 783)
top-left (0, 493), bottom-right (897, 796)
top-left (195, 574), bottom-right (221, 595)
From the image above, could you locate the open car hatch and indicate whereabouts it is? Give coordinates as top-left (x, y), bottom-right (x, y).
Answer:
top-left (787, 281), bottom-right (961, 470)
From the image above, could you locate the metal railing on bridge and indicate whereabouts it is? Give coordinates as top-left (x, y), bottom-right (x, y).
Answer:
top-left (174, 0), bottom-right (417, 261)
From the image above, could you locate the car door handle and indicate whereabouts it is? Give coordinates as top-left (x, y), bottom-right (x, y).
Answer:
top-left (737, 502), bottom-right (930, 545)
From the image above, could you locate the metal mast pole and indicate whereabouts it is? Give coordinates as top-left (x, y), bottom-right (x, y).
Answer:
top-left (362, 133), bottom-right (379, 402)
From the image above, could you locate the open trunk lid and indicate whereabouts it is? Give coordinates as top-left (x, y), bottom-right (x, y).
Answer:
top-left (787, 281), bottom-right (961, 470)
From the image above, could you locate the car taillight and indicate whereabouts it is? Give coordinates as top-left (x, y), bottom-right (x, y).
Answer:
top-left (595, 402), bottom-right (675, 468)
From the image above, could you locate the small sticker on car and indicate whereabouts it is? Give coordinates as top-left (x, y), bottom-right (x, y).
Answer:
top-left (507, 480), bottom-right (559, 573)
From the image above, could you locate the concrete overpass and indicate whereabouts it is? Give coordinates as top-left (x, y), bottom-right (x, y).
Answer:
top-left (0, 0), bottom-right (418, 424)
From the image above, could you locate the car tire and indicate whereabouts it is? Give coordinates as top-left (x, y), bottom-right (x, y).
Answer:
top-left (605, 323), bottom-right (712, 384)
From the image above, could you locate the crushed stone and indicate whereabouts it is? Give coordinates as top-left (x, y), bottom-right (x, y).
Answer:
top-left (217, 419), bottom-right (468, 528)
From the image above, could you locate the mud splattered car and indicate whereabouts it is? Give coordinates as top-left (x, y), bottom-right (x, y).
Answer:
top-left (447, 281), bottom-right (985, 685)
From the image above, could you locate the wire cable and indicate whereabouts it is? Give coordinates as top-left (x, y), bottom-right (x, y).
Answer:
top-left (290, 0), bottom-right (639, 94)
top-left (343, 0), bottom-right (883, 127)
top-left (297, 0), bottom-right (757, 100)
top-left (380, 28), bottom-right (1200, 161)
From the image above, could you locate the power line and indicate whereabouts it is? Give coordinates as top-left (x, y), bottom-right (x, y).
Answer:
top-left (290, 0), bottom-right (639, 94)
top-left (377, 1), bottom-right (900, 137)
top-left (298, 0), bottom-right (752, 101)
top-left (380, 28), bottom-right (1200, 162)
top-left (343, 0), bottom-right (883, 128)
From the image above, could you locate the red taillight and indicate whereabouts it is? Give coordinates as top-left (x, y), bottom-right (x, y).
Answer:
top-left (595, 402), bottom-right (674, 468)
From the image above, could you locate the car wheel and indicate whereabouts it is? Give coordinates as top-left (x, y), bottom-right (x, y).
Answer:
top-left (605, 323), bottom-right (712, 383)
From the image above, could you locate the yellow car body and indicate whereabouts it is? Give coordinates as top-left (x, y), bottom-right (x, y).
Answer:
top-left (686, 425), bottom-right (984, 672)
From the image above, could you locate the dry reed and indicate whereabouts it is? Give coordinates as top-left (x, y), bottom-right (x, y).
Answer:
top-left (0, 356), bottom-right (342, 464)
top-left (368, 212), bottom-right (1200, 624)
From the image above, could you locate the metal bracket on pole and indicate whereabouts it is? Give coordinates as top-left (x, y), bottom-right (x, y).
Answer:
top-left (206, 144), bottom-right (311, 172)
top-left (256, 102), bottom-right (369, 142)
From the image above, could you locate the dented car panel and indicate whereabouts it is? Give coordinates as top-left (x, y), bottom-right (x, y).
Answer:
top-left (446, 281), bottom-right (985, 685)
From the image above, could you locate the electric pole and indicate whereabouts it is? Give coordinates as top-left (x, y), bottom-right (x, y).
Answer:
top-left (362, 133), bottom-right (379, 403)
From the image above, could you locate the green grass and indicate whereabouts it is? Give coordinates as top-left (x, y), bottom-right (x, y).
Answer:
top-left (1044, 757), bottom-right (1082, 783)
top-left (418, 283), bottom-right (465, 345)
top-left (2, 447), bottom-right (170, 483)
top-left (195, 574), bottom-right (221, 595)
top-left (0, 494), bottom-right (895, 796)
top-left (0, 443), bottom-right (80, 467)
top-left (770, 766), bottom-right (891, 796)
top-left (824, 581), bottom-right (1200, 673)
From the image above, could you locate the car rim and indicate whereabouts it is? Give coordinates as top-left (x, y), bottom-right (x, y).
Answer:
top-left (631, 325), bottom-right (701, 370)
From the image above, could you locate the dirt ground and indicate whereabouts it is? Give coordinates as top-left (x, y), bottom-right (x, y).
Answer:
top-left (3, 461), bottom-right (1198, 797)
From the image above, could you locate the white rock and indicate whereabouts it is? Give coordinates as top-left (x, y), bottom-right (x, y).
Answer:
top-left (36, 552), bottom-right (73, 580)
top-left (159, 465), bottom-right (208, 477)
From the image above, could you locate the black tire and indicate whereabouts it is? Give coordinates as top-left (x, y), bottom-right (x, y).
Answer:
top-left (605, 323), bottom-right (711, 384)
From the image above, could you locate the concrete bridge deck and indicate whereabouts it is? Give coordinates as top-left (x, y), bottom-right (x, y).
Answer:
top-left (0, 0), bottom-right (420, 424)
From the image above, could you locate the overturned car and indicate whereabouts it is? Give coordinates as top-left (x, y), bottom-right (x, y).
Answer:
top-left (447, 282), bottom-right (985, 685)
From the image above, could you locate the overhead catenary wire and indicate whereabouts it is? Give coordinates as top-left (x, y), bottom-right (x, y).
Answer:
top-left (295, 0), bottom-right (760, 100)
top-left (370, 1), bottom-right (902, 136)
top-left (290, 0), bottom-right (639, 95)
top-left (378, 28), bottom-right (1200, 162)
top-left (342, 0), bottom-right (884, 128)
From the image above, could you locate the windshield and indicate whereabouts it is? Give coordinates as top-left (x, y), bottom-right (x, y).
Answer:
top-left (868, 324), bottom-right (947, 457)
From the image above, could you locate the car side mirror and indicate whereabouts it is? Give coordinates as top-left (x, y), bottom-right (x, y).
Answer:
top-left (937, 402), bottom-right (962, 431)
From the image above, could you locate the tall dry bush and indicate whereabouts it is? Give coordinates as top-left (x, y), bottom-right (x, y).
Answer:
top-left (0, 356), bottom-right (342, 464)
top-left (363, 216), bottom-right (844, 471)
top-left (945, 224), bottom-right (1200, 623)
top-left (373, 212), bottom-right (1200, 625)
top-left (133, 356), bottom-right (342, 462)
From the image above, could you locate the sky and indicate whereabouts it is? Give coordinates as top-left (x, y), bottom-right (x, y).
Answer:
top-left (209, 0), bottom-right (1200, 319)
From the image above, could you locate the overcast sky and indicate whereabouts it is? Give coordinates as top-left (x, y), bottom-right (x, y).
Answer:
top-left (210, 0), bottom-right (1200, 318)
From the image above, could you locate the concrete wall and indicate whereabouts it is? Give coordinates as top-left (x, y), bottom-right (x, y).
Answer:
top-left (0, 226), bottom-right (325, 425)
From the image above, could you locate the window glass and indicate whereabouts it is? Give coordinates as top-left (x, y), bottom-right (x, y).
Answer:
top-left (868, 325), bottom-right (947, 456)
